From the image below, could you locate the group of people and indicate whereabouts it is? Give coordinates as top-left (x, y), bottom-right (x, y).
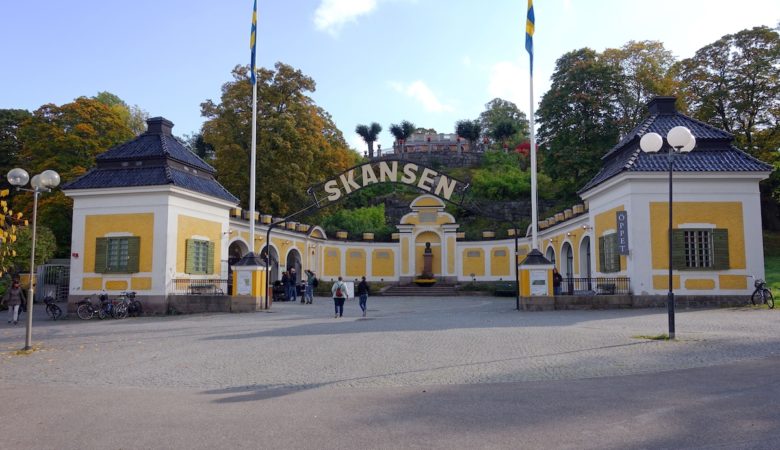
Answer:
top-left (278, 268), bottom-right (371, 318)
top-left (331, 276), bottom-right (370, 318)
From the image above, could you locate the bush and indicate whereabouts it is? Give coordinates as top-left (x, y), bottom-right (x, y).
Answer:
top-left (321, 204), bottom-right (393, 239)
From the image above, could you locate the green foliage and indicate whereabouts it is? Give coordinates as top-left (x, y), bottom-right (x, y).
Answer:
top-left (0, 109), bottom-right (32, 174)
top-left (455, 119), bottom-right (481, 151)
top-left (537, 48), bottom-right (622, 201)
top-left (93, 91), bottom-right (149, 135)
top-left (320, 204), bottom-right (392, 239)
top-left (471, 166), bottom-right (529, 200)
top-left (15, 96), bottom-right (135, 256)
top-left (7, 226), bottom-right (57, 273)
top-left (355, 122), bottom-right (382, 157)
top-left (202, 63), bottom-right (360, 216)
top-left (478, 98), bottom-right (529, 149)
top-left (183, 133), bottom-right (215, 161)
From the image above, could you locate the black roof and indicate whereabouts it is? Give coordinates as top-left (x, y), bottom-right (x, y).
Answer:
top-left (579, 97), bottom-right (772, 194)
top-left (63, 117), bottom-right (238, 204)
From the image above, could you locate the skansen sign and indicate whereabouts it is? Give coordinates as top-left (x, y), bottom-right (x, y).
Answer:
top-left (308, 159), bottom-right (469, 207)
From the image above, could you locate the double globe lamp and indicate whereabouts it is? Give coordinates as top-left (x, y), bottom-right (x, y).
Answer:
top-left (639, 126), bottom-right (696, 340)
top-left (7, 168), bottom-right (60, 351)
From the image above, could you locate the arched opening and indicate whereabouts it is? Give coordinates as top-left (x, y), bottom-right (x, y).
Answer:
top-left (415, 231), bottom-right (442, 277)
top-left (561, 242), bottom-right (573, 277)
top-left (579, 236), bottom-right (592, 291)
top-left (545, 246), bottom-right (556, 267)
top-left (260, 246), bottom-right (280, 283)
top-left (286, 248), bottom-right (302, 283)
top-left (227, 240), bottom-right (249, 295)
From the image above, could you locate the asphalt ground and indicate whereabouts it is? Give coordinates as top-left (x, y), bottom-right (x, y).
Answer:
top-left (1, 296), bottom-right (778, 449)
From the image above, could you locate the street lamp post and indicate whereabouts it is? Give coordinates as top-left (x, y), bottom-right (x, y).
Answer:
top-left (639, 126), bottom-right (696, 340)
top-left (7, 168), bottom-right (60, 351)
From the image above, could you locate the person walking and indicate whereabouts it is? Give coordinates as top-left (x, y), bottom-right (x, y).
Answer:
top-left (304, 270), bottom-right (316, 304)
top-left (331, 276), bottom-right (347, 318)
top-left (357, 276), bottom-right (369, 317)
top-left (2, 280), bottom-right (26, 325)
top-left (289, 268), bottom-right (298, 303)
top-left (552, 267), bottom-right (563, 296)
top-left (281, 271), bottom-right (290, 301)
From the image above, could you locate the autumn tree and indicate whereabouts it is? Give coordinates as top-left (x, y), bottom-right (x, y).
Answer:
top-left (15, 97), bottom-right (135, 255)
top-left (0, 189), bottom-right (26, 277)
top-left (93, 91), bottom-right (149, 136)
top-left (201, 63), bottom-right (358, 216)
top-left (0, 109), bottom-right (32, 177)
top-left (602, 40), bottom-right (677, 135)
top-left (537, 48), bottom-right (622, 201)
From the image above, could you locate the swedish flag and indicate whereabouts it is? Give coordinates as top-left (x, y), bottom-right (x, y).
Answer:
top-left (525, 0), bottom-right (535, 75)
top-left (250, 0), bottom-right (257, 85)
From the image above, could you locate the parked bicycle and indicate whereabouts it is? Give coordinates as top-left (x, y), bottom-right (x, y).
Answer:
top-left (118, 291), bottom-right (142, 317)
top-left (43, 295), bottom-right (63, 320)
top-left (750, 278), bottom-right (774, 309)
top-left (77, 292), bottom-right (128, 320)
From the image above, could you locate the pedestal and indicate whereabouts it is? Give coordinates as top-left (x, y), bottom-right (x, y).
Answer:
top-left (518, 249), bottom-right (554, 297)
top-left (231, 256), bottom-right (269, 311)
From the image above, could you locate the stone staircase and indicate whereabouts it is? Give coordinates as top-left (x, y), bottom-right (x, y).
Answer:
top-left (380, 284), bottom-right (459, 297)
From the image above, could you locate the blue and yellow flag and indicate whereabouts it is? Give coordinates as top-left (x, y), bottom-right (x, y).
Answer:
top-left (525, 0), bottom-right (535, 75)
top-left (250, 0), bottom-right (257, 85)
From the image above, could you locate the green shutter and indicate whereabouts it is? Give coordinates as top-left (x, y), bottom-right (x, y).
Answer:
top-left (94, 237), bottom-right (108, 273)
top-left (207, 241), bottom-right (215, 275)
top-left (712, 229), bottom-right (729, 270)
top-left (185, 239), bottom-right (195, 274)
top-left (671, 230), bottom-right (686, 270)
top-left (598, 236), bottom-right (606, 272)
top-left (126, 236), bottom-right (140, 273)
top-left (608, 234), bottom-right (620, 273)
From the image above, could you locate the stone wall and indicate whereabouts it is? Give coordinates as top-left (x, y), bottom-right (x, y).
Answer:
top-left (520, 295), bottom-right (751, 311)
top-left (374, 151), bottom-right (483, 168)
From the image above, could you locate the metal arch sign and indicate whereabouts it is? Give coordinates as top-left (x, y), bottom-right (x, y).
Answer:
top-left (307, 159), bottom-right (470, 209)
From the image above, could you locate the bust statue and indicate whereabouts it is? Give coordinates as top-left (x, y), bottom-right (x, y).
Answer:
top-left (424, 242), bottom-right (432, 254)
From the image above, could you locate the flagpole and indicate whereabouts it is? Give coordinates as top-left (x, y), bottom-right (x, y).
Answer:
top-left (529, 76), bottom-right (538, 250)
top-left (250, 76), bottom-right (257, 251)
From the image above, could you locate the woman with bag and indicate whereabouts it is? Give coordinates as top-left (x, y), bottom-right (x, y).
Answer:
top-left (331, 276), bottom-right (347, 318)
top-left (2, 280), bottom-right (26, 325)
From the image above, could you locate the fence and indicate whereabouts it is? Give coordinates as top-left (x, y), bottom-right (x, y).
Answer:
top-left (171, 279), bottom-right (229, 295)
top-left (561, 277), bottom-right (631, 295)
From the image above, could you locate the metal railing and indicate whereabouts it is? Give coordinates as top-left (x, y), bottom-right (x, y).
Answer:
top-left (561, 277), bottom-right (631, 295)
top-left (171, 278), bottom-right (229, 296)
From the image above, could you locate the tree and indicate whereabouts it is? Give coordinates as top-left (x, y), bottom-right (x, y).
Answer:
top-left (490, 120), bottom-right (519, 151)
top-left (676, 26), bottom-right (780, 158)
top-left (7, 226), bottom-right (56, 273)
top-left (355, 122), bottom-right (382, 158)
top-left (602, 40), bottom-right (677, 135)
top-left (0, 188), bottom-right (26, 277)
top-left (537, 48), bottom-right (622, 201)
top-left (478, 98), bottom-right (529, 149)
top-left (455, 119), bottom-right (481, 154)
top-left (320, 204), bottom-right (392, 239)
top-left (183, 132), bottom-right (215, 161)
top-left (0, 109), bottom-right (31, 176)
top-left (93, 91), bottom-right (149, 135)
top-left (16, 97), bottom-right (135, 256)
top-left (201, 63), bottom-right (358, 216)
top-left (389, 120), bottom-right (415, 153)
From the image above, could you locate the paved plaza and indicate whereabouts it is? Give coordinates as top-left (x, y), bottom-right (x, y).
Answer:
top-left (1, 297), bottom-right (779, 449)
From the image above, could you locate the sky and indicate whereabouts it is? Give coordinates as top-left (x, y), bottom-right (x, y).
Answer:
top-left (1, 0), bottom-right (779, 154)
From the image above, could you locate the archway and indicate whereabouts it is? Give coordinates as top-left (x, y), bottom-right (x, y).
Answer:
top-left (260, 246), bottom-right (280, 283)
top-left (579, 236), bottom-right (592, 291)
top-left (286, 248), bottom-right (302, 283)
top-left (545, 246), bottom-right (556, 267)
top-left (561, 242), bottom-right (574, 277)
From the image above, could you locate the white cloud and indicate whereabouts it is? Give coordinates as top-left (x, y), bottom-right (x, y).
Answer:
top-left (314, 0), bottom-right (377, 36)
top-left (348, 132), bottom-right (367, 153)
top-left (487, 60), bottom-right (530, 112)
top-left (461, 56), bottom-right (472, 67)
top-left (389, 80), bottom-right (454, 113)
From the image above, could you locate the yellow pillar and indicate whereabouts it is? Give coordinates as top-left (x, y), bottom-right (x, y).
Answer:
top-left (232, 265), bottom-right (269, 311)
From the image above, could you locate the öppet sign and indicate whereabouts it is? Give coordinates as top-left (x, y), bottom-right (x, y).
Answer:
top-left (616, 211), bottom-right (629, 255)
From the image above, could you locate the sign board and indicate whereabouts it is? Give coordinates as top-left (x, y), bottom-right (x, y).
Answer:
top-left (616, 211), bottom-right (629, 255)
top-left (309, 160), bottom-right (469, 209)
top-left (530, 269), bottom-right (548, 296)
top-left (236, 271), bottom-right (252, 295)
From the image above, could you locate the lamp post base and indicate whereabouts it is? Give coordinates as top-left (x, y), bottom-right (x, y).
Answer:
top-left (667, 291), bottom-right (675, 339)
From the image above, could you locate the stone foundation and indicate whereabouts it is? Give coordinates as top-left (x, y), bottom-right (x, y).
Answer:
top-left (520, 295), bottom-right (751, 311)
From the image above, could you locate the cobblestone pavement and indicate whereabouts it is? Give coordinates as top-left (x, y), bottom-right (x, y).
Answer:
top-left (2, 296), bottom-right (778, 391)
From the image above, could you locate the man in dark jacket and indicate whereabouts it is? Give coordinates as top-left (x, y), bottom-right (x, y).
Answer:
top-left (357, 276), bottom-right (370, 317)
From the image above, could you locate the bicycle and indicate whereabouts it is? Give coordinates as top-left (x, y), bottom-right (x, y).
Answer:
top-left (118, 291), bottom-right (142, 317)
top-left (750, 278), bottom-right (774, 309)
top-left (43, 295), bottom-right (63, 320)
top-left (77, 294), bottom-right (106, 320)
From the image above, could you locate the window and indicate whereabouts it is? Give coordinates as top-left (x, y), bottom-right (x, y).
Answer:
top-left (185, 239), bottom-right (215, 274)
top-left (95, 237), bottom-right (140, 273)
top-left (599, 234), bottom-right (620, 273)
top-left (672, 229), bottom-right (729, 270)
